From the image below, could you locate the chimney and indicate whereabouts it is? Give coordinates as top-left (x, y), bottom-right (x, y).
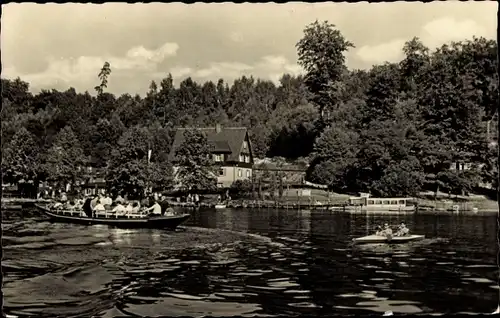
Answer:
top-left (216, 123), bottom-right (222, 133)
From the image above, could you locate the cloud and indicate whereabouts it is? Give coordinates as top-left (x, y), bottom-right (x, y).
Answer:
top-left (194, 62), bottom-right (253, 78)
top-left (355, 17), bottom-right (495, 65)
top-left (169, 66), bottom-right (193, 78)
top-left (166, 55), bottom-right (304, 85)
top-left (2, 42), bottom-right (179, 92)
top-left (125, 43), bottom-right (179, 64)
top-left (356, 39), bottom-right (406, 64)
top-left (420, 17), bottom-right (490, 48)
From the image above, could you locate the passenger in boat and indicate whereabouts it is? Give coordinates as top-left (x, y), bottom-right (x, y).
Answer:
top-left (64, 200), bottom-right (74, 210)
top-left (396, 222), bottom-right (410, 236)
top-left (90, 194), bottom-right (100, 209)
top-left (83, 197), bottom-right (93, 217)
top-left (144, 200), bottom-right (162, 216)
top-left (159, 196), bottom-right (170, 215)
top-left (124, 201), bottom-right (134, 215)
top-left (115, 194), bottom-right (124, 204)
top-left (164, 206), bottom-right (175, 216)
top-left (102, 193), bottom-right (113, 208)
top-left (53, 202), bottom-right (64, 210)
top-left (377, 223), bottom-right (393, 237)
top-left (93, 200), bottom-right (106, 215)
top-left (131, 202), bottom-right (140, 214)
top-left (111, 201), bottom-right (126, 215)
top-left (75, 196), bottom-right (85, 209)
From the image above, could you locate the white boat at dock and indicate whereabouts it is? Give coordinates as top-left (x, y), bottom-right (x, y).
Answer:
top-left (330, 194), bottom-right (416, 213)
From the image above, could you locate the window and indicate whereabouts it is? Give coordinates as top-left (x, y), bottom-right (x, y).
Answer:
top-left (214, 154), bottom-right (223, 162)
top-left (243, 141), bottom-right (248, 149)
top-left (398, 200), bottom-right (405, 205)
top-left (390, 200), bottom-right (398, 205)
top-left (245, 155), bottom-right (250, 163)
top-left (238, 169), bottom-right (242, 177)
top-left (375, 200), bottom-right (382, 205)
top-left (367, 200), bottom-right (374, 205)
top-left (382, 200), bottom-right (390, 205)
top-left (219, 168), bottom-right (225, 176)
top-left (239, 155), bottom-right (244, 162)
top-left (246, 170), bottom-right (251, 178)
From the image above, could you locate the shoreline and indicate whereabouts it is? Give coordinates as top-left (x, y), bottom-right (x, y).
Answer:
top-left (2, 196), bottom-right (497, 214)
top-left (166, 199), bottom-right (499, 214)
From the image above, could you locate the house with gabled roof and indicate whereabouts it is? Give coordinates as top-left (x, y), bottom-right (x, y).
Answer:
top-left (169, 124), bottom-right (254, 188)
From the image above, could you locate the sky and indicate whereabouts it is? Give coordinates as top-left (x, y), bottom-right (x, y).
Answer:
top-left (2, 2), bottom-right (497, 96)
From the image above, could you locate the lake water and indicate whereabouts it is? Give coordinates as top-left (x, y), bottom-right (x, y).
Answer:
top-left (2, 207), bottom-right (499, 317)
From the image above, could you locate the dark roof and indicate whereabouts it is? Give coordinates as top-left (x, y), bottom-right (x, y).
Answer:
top-left (169, 126), bottom-right (249, 162)
top-left (210, 140), bottom-right (232, 153)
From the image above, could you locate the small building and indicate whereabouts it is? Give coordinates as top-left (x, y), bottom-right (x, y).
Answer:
top-left (169, 124), bottom-right (254, 188)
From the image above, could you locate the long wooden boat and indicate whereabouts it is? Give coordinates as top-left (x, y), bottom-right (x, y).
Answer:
top-left (35, 204), bottom-right (190, 230)
top-left (352, 234), bottom-right (425, 245)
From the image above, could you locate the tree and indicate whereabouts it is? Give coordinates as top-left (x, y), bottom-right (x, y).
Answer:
top-left (88, 115), bottom-right (126, 168)
top-left (296, 20), bottom-right (354, 119)
top-left (43, 126), bottom-right (87, 188)
top-left (268, 104), bottom-right (321, 159)
top-left (2, 127), bottom-right (41, 184)
top-left (230, 179), bottom-right (253, 198)
top-left (174, 129), bottom-right (217, 191)
top-left (94, 61), bottom-right (112, 95)
top-left (307, 125), bottom-right (359, 191)
top-left (107, 126), bottom-right (158, 198)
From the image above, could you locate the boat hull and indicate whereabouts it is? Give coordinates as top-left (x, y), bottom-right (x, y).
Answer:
top-left (35, 204), bottom-right (190, 229)
top-left (352, 234), bottom-right (425, 244)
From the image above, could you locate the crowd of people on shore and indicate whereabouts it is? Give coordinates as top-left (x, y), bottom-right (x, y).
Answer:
top-left (375, 222), bottom-right (410, 237)
top-left (49, 191), bottom-right (175, 218)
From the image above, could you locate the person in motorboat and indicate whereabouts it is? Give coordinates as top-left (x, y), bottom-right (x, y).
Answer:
top-left (376, 223), bottom-right (393, 238)
top-left (395, 222), bottom-right (410, 236)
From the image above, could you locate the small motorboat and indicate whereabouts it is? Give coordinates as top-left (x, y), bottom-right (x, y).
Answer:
top-left (352, 234), bottom-right (425, 245)
top-left (35, 204), bottom-right (190, 230)
top-left (214, 204), bottom-right (227, 209)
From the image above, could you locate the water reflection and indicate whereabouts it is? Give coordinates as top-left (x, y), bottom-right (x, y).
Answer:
top-left (2, 207), bottom-right (498, 317)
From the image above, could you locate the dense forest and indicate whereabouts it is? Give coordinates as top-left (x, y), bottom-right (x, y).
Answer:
top-left (2, 21), bottom-right (498, 198)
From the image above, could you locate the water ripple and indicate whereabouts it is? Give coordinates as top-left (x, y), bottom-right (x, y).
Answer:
top-left (2, 208), bottom-right (498, 316)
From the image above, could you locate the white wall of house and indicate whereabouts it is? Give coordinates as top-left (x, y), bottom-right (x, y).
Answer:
top-left (217, 166), bottom-right (252, 188)
top-left (173, 165), bottom-right (253, 189)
